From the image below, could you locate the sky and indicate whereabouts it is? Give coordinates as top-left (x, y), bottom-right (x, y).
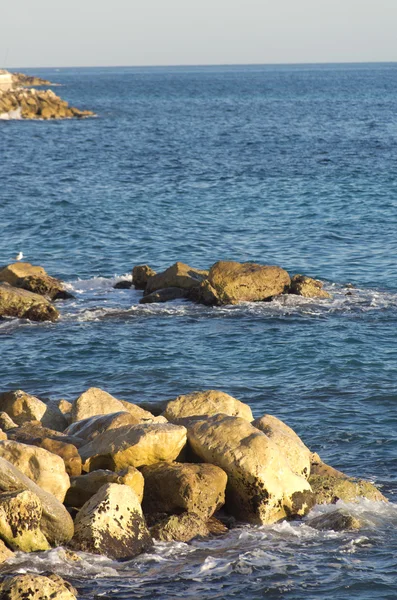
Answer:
top-left (2, 0), bottom-right (397, 68)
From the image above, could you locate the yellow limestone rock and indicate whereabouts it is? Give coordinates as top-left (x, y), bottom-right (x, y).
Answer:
top-left (203, 261), bottom-right (291, 305)
top-left (163, 390), bottom-right (253, 422)
top-left (0, 574), bottom-right (77, 600)
top-left (0, 262), bottom-right (72, 300)
top-left (0, 489), bottom-right (50, 552)
top-left (71, 483), bottom-right (153, 559)
top-left (145, 261), bottom-right (208, 295)
top-left (187, 414), bottom-right (315, 524)
top-left (65, 466), bottom-right (144, 508)
top-left (71, 387), bottom-right (162, 424)
top-left (252, 414), bottom-right (311, 478)
top-left (80, 422), bottom-right (187, 472)
top-left (141, 462), bottom-right (227, 519)
top-left (0, 440), bottom-right (70, 502)
top-left (0, 457), bottom-right (74, 546)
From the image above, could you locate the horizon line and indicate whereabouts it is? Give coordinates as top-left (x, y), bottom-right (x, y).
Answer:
top-left (5, 59), bottom-right (397, 70)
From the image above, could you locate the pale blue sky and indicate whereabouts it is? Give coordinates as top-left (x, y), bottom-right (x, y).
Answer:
top-left (3, 0), bottom-right (397, 68)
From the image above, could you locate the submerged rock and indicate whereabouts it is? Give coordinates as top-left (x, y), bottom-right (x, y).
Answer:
top-left (0, 573), bottom-right (77, 600)
top-left (0, 283), bottom-right (59, 322)
top-left (252, 414), bottom-right (311, 478)
top-left (187, 414), bottom-right (315, 524)
top-left (71, 483), bottom-right (153, 560)
top-left (132, 265), bottom-right (157, 290)
top-left (195, 261), bottom-right (291, 306)
top-left (307, 508), bottom-right (362, 531)
top-left (0, 87), bottom-right (93, 119)
top-left (145, 262), bottom-right (208, 295)
top-left (163, 390), bottom-right (253, 422)
top-left (141, 462), bottom-right (227, 519)
top-left (150, 512), bottom-right (210, 542)
top-left (140, 287), bottom-right (188, 304)
top-left (309, 459), bottom-right (386, 504)
top-left (289, 274), bottom-right (331, 299)
top-left (0, 457), bottom-right (74, 546)
top-left (0, 262), bottom-right (72, 301)
top-left (0, 489), bottom-right (50, 552)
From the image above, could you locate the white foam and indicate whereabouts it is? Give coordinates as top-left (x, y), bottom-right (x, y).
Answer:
top-left (0, 107), bottom-right (22, 120)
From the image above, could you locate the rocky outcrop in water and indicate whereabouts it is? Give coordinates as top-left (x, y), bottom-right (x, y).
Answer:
top-left (0, 262), bottom-right (73, 301)
top-left (0, 283), bottom-right (59, 322)
top-left (0, 87), bottom-right (93, 119)
top-left (11, 72), bottom-right (54, 87)
top-left (133, 260), bottom-right (331, 305)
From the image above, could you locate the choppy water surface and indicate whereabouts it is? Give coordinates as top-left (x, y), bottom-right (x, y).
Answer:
top-left (0, 64), bottom-right (397, 599)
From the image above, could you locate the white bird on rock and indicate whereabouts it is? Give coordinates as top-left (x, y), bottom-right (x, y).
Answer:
top-left (15, 252), bottom-right (24, 261)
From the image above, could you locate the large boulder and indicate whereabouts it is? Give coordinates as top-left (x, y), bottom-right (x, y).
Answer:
top-left (65, 411), bottom-right (139, 442)
top-left (289, 274), bottom-right (331, 299)
top-left (150, 512), bottom-right (210, 542)
top-left (187, 414), bottom-right (314, 524)
top-left (0, 390), bottom-right (67, 430)
top-left (252, 414), bottom-right (311, 478)
top-left (0, 457), bottom-right (74, 546)
top-left (163, 390), bottom-right (253, 422)
top-left (79, 422), bottom-right (187, 472)
top-left (0, 440), bottom-right (70, 502)
top-left (71, 483), bottom-right (153, 560)
top-left (0, 490), bottom-right (50, 552)
top-left (0, 574), bottom-right (77, 600)
top-left (70, 387), bottom-right (161, 424)
top-left (196, 261), bottom-right (291, 306)
top-left (145, 262), bottom-right (208, 295)
top-left (65, 467), bottom-right (144, 508)
top-left (309, 458), bottom-right (387, 504)
top-left (0, 262), bottom-right (72, 301)
top-left (141, 462), bottom-right (227, 519)
top-left (132, 265), bottom-right (157, 290)
top-left (0, 283), bottom-right (59, 322)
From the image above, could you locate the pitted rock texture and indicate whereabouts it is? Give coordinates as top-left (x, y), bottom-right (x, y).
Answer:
top-left (141, 462), bottom-right (227, 519)
top-left (71, 483), bottom-right (153, 559)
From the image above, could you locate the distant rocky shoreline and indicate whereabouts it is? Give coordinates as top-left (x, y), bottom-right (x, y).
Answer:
top-left (0, 70), bottom-right (93, 120)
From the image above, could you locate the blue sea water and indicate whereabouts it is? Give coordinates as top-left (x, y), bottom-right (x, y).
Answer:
top-left (0, 63), bottom-right (397, 599)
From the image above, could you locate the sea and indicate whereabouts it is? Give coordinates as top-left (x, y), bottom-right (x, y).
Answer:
top-left (0, 63), bottom-right (396, 599)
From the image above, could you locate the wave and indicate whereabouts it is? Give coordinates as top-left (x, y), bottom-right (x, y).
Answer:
top-left (1, 499), bottom-right (395, 586)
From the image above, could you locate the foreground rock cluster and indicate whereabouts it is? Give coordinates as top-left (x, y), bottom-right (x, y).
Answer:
top-left (0, 385), bottom-right (385, 581)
